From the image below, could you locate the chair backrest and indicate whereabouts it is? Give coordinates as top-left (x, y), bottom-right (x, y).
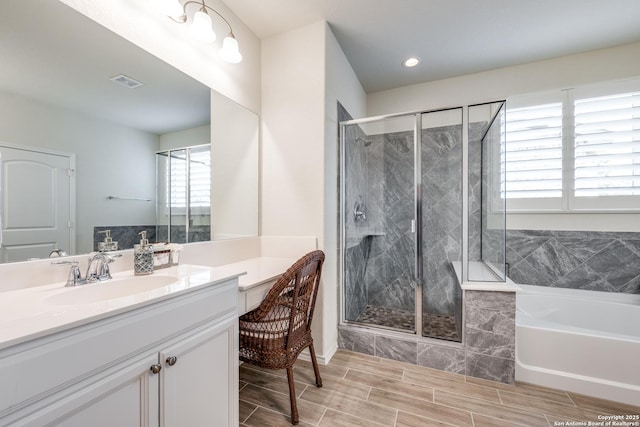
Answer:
top-left (252, 250), bottom-right (325, 345)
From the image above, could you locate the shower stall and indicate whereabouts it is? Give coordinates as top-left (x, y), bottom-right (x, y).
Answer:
top-left (339, 101), bottom-right (506, 343)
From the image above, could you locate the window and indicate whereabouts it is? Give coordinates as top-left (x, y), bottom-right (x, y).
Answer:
top-left (574, 92), bottom-right (640, 198)
top-left (504, 79), bottom-right (640, 212)
top-left (503, 102), bottom-right (563, 199)
top-left (169, 146), bottom-right (211, 209)
top-left (156, 145), bottom-right (211, 215)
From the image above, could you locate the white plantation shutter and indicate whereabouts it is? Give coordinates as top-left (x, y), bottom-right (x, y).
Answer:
top-left (504, 102), bottom-right (563, 199)
top-left (169, 146), bottom-right (211, 209)
top-left (188, 146), bottom-right (211, 208)
top-left (504, 80), bottom-right (640, 212)
top-left (574, 91), bottom-right (640, 197)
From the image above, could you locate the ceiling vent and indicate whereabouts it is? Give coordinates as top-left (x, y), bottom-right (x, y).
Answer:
top-left (109, 74), bottom-right (144, 89)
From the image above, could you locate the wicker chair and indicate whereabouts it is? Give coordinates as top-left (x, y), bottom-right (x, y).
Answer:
top-left (239, 250), bottom-right (325, 425)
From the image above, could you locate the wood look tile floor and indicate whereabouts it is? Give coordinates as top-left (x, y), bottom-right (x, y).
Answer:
top-left (239, 349), bottom-right (640, 426)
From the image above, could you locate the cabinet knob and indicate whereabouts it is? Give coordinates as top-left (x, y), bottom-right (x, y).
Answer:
top-left (166, 356), bottom-right (178, 366)
top-left (150, 364), bottom-right (162, 374)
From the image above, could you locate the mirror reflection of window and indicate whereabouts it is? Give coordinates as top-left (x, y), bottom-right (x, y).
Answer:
top-left (156, 145), bottom-right (211, 244)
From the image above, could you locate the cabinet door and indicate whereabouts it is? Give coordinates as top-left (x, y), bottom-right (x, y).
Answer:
top-left (160, 316), bottom-right (238, 427)
top-left (15, 354), bottom-right (159, 427)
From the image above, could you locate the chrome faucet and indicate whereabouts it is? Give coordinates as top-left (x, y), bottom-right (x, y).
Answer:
top-left (53, 253), bottom-right (121, 287)
top-left (53, 260), bottom-right (88, 287)
top-left (86, 252), bottom-right (120, 282)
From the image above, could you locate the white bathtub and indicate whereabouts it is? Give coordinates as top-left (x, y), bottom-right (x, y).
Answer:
top-left (516, 284), bottom-right (640, 406)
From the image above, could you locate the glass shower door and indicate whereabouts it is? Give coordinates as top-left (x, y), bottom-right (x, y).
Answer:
top-left (420, 108), bottom-right (463, 341)
top-left (342, 115), bottom-right (417, 332)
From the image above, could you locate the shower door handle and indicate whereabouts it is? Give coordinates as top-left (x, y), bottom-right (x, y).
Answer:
top-left (413, 219), bottom-right (422, 280)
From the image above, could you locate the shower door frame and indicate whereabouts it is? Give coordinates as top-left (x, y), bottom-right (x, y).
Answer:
top-left (338, 106), bottom-right (467, 338)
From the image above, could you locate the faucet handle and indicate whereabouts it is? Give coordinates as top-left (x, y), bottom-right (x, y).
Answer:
top-left (52, 260), bottom-right (84, 287)
top-left (90, 252), bottom-right (121, 281)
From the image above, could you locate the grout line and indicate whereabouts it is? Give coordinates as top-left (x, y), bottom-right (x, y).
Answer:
top-left (565, 391), bottom-right (578, 407)
top-left (316, 407), bottom-right (328, 426)
top-left (241, 403), bottom-right (259, 424)
top-left (298, 384), bottom-right (309, 399)
top-left (543, 414), bottom-right (553, 427)
top-left (497, 389), bottom-right (504, 405)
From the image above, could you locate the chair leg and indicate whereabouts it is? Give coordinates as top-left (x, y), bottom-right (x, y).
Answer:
top-left (286, 367), bottom-right (299, 425)
top-left (309, 342), bottom-right (323, 388)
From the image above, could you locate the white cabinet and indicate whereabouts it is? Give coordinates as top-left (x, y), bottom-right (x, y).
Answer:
top-left (17, 354), bottom-right (160, 427)
top-left (0, 278), bottom-right (238, 427)
top-left (160, 316), bottom-right (238, 427)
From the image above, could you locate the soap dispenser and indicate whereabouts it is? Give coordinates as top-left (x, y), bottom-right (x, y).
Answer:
top-left (97, 230), bottom-right (118, 252)
top-left (134, 231), bottom-right (154, 275)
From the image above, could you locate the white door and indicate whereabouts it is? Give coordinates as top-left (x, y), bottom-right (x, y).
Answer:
top-left (0, 145), bottom-right (73, 262)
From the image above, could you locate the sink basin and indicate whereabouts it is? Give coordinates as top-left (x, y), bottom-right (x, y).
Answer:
top-left (46, 275), bottom-right (178, 305)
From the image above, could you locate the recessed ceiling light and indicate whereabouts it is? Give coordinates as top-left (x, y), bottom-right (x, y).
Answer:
top-left (402, 57), bottom-right (421, 68)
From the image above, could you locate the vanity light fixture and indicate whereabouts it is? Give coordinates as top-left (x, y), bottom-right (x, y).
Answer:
top-left (160, 0), bottom-right (243, 63)
top-left (402, 57), bottom-right (421, 68)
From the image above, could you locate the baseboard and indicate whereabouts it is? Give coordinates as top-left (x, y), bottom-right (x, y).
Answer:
top-left (297, 342), bottom-right (338, 366)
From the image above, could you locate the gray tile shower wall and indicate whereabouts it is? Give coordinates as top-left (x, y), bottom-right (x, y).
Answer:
top-left (507, 230), bottom-right (640, 293)
top-left (345, 236), bottom-right (371, 321)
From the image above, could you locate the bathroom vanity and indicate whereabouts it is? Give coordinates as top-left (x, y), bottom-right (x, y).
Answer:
top-left (0, 265), bottom-right (240, 426)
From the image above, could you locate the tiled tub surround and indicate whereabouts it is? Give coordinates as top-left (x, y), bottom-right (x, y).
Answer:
top-left (339, 290), bottom-right (516, 384)
top-left (507, 230), bottom-right (640, 294)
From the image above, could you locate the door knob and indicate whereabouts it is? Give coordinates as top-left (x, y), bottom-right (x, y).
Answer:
top-left (166, 356), bottom-right (178, 366)
top-left (150, 364), bottom-right (162, 374)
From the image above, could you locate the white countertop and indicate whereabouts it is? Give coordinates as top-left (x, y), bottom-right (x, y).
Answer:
top-left (0, 264), bottom-right (242, 351)
top-left (0, 257), bottom-right (295, 351)
top-left (211, 256), bottom-right (295, 291)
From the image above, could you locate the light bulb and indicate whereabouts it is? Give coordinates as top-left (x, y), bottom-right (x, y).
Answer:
top-left (402, 57), bottom-right (421, 68)
top-left (218, 34), bottom-right (242, 63)
top-left (159, 0), bottom-right (183, 17)
top-left (188, 10), bottom-right (216, 43)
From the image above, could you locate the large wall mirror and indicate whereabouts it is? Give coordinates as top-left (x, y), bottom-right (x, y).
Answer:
top-left (0, 0), bottom-right (259, 264)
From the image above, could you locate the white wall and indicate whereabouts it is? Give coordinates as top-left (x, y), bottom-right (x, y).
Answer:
top-left (324, 24), bottom-right (367, 358)
top-left (261, 22), bottom-right (327, 353)
top-left (261, 21), bottom-right (366, 359)
top-left (58, 0), bottom-right (261, 113)
top-left (368, 41), bottom-right (640, 116)
top-left (367, 41), bottom-right (640, 232)
top-left (0, 90), bottom-right (157, 254)
top-left (159, 124), bottom-right (210, 151)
